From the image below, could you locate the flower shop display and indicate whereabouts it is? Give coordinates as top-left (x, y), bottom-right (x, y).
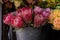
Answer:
top-left (3, 0), bottom-right (60, 40)
top-left (3, 6), bottom-right (51, 40)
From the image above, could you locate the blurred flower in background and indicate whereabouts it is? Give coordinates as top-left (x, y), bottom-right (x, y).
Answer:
top-left (49, 9), bottom-right (60, 30)
top-left (0, 0), bottom-right (3, 4)
top-left (46, 0), bottom-right (60, 9)
top-left (13, 0), bottom-right (22, 9)
top-left (53, 17), bottom-right (60, 30)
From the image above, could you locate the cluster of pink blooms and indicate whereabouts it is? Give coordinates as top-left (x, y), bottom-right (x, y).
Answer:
top-left (3, 6), bottom-right (51, 28)
top-left (33, 6), bottom-right (51, 27)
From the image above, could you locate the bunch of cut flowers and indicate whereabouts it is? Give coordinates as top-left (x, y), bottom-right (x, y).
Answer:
top-left (3, 6), bottom-right (51, 30)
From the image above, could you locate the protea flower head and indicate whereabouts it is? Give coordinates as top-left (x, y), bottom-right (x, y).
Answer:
top-left (11, 16), bottom-right (25, 28)
top-left (34, 14), bottom-right (45, 28)
top-left (20, 7), bottom-right (32, 24)
top-left (3, 13), bottom-right (15, 25)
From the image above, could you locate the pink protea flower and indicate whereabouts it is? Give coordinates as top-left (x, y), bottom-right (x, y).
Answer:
top-left (20, 7), bottom-right (32, 24)
top-left (34, 14), bottom-right (45, 28)
top-left (11, 16), bottom-right (24, 28)
top-left (34, 6), bottom-right (43, 15)
top-left (42, 8), bottom-right (51, 18)
top-left (3, 13), bottom-right (15, 25)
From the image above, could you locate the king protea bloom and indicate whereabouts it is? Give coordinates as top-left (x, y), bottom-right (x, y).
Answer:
top-left (20, 7), bottom-right (32, 24)
top-left (3, 13), bottom-right (15, 25)
top-left (34, 14), bottom-right (45, 27)
top-left (11, 16), bottom-right (25, 28)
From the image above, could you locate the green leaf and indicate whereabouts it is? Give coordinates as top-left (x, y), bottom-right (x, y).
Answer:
top-left (56, 6), bottom-right (60, 9)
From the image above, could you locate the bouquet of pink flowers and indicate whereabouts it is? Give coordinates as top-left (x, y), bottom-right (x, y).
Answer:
top-left (3, 6), bottom-right (51, 28)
